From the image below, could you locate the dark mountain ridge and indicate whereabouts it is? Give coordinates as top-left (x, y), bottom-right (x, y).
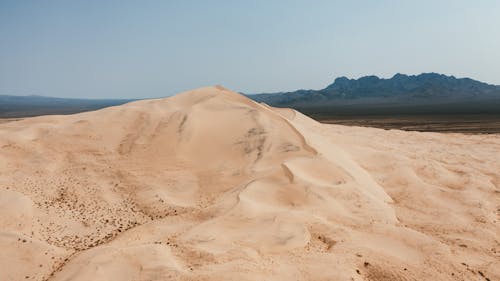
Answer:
top-left (249, 73), bottom-right (500, 115)
top-left (2, 73), bottom-right (499, 118)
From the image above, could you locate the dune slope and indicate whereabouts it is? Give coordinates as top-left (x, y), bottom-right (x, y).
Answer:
top-left (0, 86), bottom-right (498, 281)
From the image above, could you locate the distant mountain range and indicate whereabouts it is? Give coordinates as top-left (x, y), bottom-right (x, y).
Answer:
top-left (0, 95), bottom-right (133, 118)
top-left (249, 73), bottom-right (500, 115)
top-left (2, 73), bottom-right (500, 118)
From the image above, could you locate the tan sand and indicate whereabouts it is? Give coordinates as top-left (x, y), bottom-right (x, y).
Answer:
top-left (0, 86), bottom-right (498, 281)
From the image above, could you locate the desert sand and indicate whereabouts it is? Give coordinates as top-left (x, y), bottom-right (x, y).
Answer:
top-left (0, 86), bottom-right (498, 281)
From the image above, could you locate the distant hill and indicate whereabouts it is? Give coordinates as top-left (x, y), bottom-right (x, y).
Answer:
top-left (0, 95), bottom-right (134, 118)
top-left (3, 73), bottom-right (500, 118)
top-left (249, 73), bottom-right (500, 115)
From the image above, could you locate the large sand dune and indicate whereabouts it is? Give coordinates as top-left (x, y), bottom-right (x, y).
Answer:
top-left (0, 86), bottom-right (498, 281)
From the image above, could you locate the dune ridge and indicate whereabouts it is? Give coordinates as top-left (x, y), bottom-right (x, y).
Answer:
top-left (0, 86), bottom-right (498, 281)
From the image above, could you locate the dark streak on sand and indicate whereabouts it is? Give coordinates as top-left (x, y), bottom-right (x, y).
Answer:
top-left (0, 118), bottom-right (23, 124)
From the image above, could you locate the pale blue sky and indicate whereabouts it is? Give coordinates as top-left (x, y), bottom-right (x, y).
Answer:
top-left (1, 0), bottom-right (499, 98)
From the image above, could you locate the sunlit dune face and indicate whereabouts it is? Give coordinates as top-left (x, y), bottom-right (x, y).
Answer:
top-left (0, 86), bottom-right (498, 281)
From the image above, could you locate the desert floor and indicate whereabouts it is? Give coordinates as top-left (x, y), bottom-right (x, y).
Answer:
top-left (318, 114), bottom-right (500, 134)
top-left (0, 86), bottom-right (498, 281)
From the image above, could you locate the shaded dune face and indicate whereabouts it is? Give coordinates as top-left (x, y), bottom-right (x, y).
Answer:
top-left (0, 86), bottom-right (499, 281)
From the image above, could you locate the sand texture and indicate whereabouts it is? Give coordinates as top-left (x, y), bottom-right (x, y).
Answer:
top-left (0, 86), bottom-right (498, 281)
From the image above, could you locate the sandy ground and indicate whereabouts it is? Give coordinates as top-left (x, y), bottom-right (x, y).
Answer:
top-left (0, 86), bottom-right (498, 281)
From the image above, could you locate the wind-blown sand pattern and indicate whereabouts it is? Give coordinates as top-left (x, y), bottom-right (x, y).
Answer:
top-left (0, 86), bottom-right (498, 281)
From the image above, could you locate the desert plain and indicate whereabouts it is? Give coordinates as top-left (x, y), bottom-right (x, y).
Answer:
top-left (0, 86), bottom-right (498, 281)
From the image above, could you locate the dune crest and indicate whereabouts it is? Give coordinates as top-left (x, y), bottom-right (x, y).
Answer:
top-left (0, 86), bottom-right (499, 281)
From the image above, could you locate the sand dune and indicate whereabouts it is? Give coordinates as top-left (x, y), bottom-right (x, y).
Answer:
top-left (0, 86), bottom-right (498, 281)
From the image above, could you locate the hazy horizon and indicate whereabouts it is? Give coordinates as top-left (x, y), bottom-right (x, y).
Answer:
top-left (1, 0), bottom-right (500, 99)
top-left (1, 71), bottom-right (498, 100)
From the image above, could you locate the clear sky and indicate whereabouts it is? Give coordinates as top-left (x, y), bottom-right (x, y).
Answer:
top-left (1, 0), bottom-right (499, 99)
